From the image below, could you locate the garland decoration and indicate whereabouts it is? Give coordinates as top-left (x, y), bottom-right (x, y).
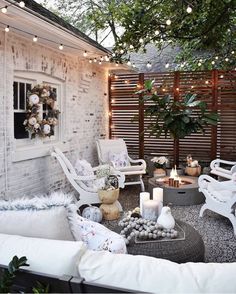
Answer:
top-left (23, 84), bottom-right (60, 139)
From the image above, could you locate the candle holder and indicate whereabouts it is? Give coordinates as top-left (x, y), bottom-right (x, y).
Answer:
top-left (169, 177), bottom-right (174, 186)
top-left (174, 180), bottom-right (180, 188)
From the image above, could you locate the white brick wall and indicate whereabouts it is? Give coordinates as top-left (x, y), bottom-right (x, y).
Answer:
top-left (0, 32), bottom-right (109, 199)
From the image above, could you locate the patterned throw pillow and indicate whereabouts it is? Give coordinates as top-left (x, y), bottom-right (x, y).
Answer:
top-left (68, 205), bottom-right (126, 254)
top-left (75, 159), bottom-right (94, 188)
top-left (109, 151), bottom-right (130, 169)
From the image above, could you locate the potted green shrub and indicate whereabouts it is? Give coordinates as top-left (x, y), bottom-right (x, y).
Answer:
top-left (137, 80), bottom-right (219, 165)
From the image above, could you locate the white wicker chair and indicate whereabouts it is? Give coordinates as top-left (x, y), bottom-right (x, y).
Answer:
top-left (96, 139), bottom-right (146, 191)
top-left (210, 159), bottom-right (236, 180)
top-left (51, 147), bottom-right (125, 207)
top-left (198, 173), bottom-right (236, 235)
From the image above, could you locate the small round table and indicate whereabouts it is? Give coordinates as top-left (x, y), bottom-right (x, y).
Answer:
top-left (116, 220), bottom-right (205, 263)
top-left (148, 176), bottom-right (205, 206)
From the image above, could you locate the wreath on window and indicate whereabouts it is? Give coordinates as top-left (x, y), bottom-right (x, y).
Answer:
top-left (23, 84), bottom-right (60, 139)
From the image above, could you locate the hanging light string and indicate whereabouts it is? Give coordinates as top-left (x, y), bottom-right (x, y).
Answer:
top-left (0, 1), bottom-right (112, 63)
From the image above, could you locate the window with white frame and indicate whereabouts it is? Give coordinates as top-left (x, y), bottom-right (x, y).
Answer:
top-left (12, 72), bottom-right (66, 162)
top-left (13, 73), bottom-right (62, 144)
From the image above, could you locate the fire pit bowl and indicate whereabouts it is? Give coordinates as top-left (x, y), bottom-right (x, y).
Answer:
top-left (148, 176), bottom-right (205, 206)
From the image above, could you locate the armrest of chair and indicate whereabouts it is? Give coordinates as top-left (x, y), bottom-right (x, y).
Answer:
top-left (210, 159), bottom-right (236, 170)
top-left (198, 174), bottom-right (223, 192)
top-left (72, 174), bottom-right (97, 181)
top-left (128, 156), bottom-right (147, 170)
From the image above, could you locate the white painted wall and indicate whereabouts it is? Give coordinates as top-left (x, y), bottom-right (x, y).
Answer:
top-left (0, 31), bottom-right (109, 199)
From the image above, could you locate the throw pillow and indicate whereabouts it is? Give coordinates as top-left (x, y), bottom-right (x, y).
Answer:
top-left (109, 151), bottom-right (130, 169)
top-left (75, 159), bottom-right (95, 188)
top-left (0, 192), bottom-right (75, 241)
top-left (68, 205), bottom-right (127, 254)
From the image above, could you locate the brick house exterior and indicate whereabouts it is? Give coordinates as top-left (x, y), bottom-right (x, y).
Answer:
top-left (0, 0), bottom-right (115, 199)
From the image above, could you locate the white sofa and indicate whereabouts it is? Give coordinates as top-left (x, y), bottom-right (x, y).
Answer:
top-left (0, 193), bottom-right (236, 293)
top-left (0, 232), bottom-right (236, 293)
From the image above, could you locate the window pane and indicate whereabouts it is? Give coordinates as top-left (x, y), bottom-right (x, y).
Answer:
top-left (14, 113), bottom-right (28, 139)
top-left (13, 82), bottom-right (18, 109)
top-left (19, 83), bottom-right (25, 110)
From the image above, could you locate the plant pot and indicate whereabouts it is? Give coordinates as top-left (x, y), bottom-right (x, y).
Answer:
top-left (153, 168), bottom-right (166, 178)
top-left (100, 203), bottom-right (120, 220)
top-left (185, 166), bottom-right (201, 177)
top-left (98, 188), bottom-right (119, 204)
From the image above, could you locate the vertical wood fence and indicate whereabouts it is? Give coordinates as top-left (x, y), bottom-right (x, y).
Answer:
top-left (109, 70), bottom-right (236, 164)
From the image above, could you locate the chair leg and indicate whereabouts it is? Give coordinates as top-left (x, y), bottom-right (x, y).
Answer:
top-left (199, 203), bottom-right (208, 217)
top-left (140, 176), bottom-right (145, 192)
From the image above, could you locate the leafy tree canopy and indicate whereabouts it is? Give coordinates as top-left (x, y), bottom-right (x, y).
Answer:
top-left (42, 0), bottom-right (236, 70)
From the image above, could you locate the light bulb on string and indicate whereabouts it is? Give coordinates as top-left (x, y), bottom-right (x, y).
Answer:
top-left (215, 56), bottom-right (219, 60)
top-left (1, 6), bottom-right (8, 13)
top-left (146, 61), bottom-right (152, 68)
top-left (112, 53), bottom-right (115, 57)
top-left (100, 56), bottom-right (104, 61)
top-left (105, 55), bottom-right (110, 61)
top-left (33, 35), bottom-right (38, 42)
top-left (115, 62), bottom-right (119, 67)
top-left (132, 63), bottom-right (136, 68)
top-left (139, 38), bottom-right (144, 43)
top-left (231, 51), bottom-right (235, 55)
top-left (83, 51), bottom-right (88, 57)
top-left (4, 25), bottom-right (9, 32)
top-left (166, 19), bottom-right (171, 26)
top-left (127, 60), bottom-right (131, 66)
top-left (99, 61), bottom-right (102, 65)
top-left (180, 63), bottom-right (184, 68)
top-left (155, 30), bottom-right (159, 35)
top-left (93, 57), bottom-right (97, 63)
top-left (225, 57), bottom-right (229, 62)
top-left (165, 63), bottom-right (169, 68)
top-left (211, 60), bottom-right (215, 65)
top-left (59, 44), bottom-right (63, 50)
top-left (186, 6), bottom-right (192, 13)
top-left (129, 45), bottom-right (134, 49)
top-left (120, 49), bottom-right (124, 54)
top-left (19, 1), bottom-right (25, 8)
top-left (89, 59), bottom-right (92, 63)
top-left (220, 74), bottom-right (224, 78)
top-left (198, 62), bottom-right (202, 66)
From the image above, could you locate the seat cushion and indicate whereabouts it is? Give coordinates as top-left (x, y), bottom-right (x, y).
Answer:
top-left (97, 139), bottom-right (128, 163)
top-left (0, 233), bottom-right (85, 277)
top-left (0, 192), bottom-right (75, 241)
top-left (75, 159), bottom-right (94, 188)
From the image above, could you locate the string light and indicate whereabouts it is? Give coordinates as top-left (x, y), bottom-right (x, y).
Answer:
top-left (211, 61), bottom-right (215, 65)
top-left (4, 25), bottom-right (9, 32)
top-left (93, 57), bottom-right (97, 63)
top-left (220, 75), bottom-right (224, 78)
top-left (83, 51), bottom-right (87, 57)
top-left (129, 45), bottom-right (134, 49)
top-left (132, 63), bottom-right (136, 68)
top-left (231, 51), bottom-right (235, 55)
top-left (166, 19), bottom-right (171, 26)
top-left (139, 38), bottom-right (144, 43)
top-left (215, 56), bottom-right (219, 60)
top-left (116, 62), bottom-right (119, 66)
top-left (120, 49), bottom-right (124, 54)
top-left (176, 87), bottom-right (179, 91)
top-left (99, 61), bottom-right (102, 65)
top-left (186, 6), bottom-right (192, 13)
top-left (105, 55), bottom-right (110, 61)
top-left (165, 63), bottom-right (169, 68)
top-left (146, 61), bottom-right (152, 68)
top-left (198, 62), bottom-right (202, 66)
top-left (1, 6), bottom-right (7, 13)
top-left (155, 30), bottom-right (160, 35)
top-left (33, 35), bottom-right (38, 42)
top-left (180, 63), bottom-right (184, 68)
top-left (225, 57), bottom-right (229, 62)
top-left (100, 56), bottom-right (104, 61)
top-left (127, 60), bottom-right (131, 66)
top-left (205, 80), bottom-right (209, 84)
top-left (59, 44), bottom-right (63, 50)
top-left (89, 59), bottom-right (92, 63)
top-left (19, 1), bottom-right (25, 8)
top-left (191, 85), bottom-right (194, 89)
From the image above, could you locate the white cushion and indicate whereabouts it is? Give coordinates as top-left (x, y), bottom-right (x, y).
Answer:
top-left (97, 139), bottom-right (128, 163)
top-left (109, 151), bottom-right (130, 169)
top-left (68, 205), bottom-right (127, 254)
top-left (75, 159), bottom-right (94, 188)
top-left (78, 250), bottom-right (236, 293)
top-left (0, 233), bottom-right (85, 277)
top-left (0, 192), bottom-right (75, 241)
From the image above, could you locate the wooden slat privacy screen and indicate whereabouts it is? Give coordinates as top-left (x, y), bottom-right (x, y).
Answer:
top-left (109, 70), bottom-right (236, 164)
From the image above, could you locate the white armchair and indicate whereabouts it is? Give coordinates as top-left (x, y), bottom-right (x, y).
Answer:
top-left (210, 159), bottom-right (236, 180)
top-left (51, 147), bottom-right (125, 207)
top-left (96, 139), bottom-right (146, 191)
top-left (198, 173), bottom-right (236, 235)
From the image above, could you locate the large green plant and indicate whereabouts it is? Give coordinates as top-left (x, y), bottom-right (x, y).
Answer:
top-left (137, 80), bottom-right (219, 139)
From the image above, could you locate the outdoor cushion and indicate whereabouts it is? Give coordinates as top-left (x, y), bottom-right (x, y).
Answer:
top-left (75, 159), bottom-right (94, 188)
top-left (68, 205), bottom-right (127, 254)
top-left (109, 151), bottom-right (130, 168)
top-left (78, 249), bottom-right (236, 293)
top-left (0, 192), bottom-right (75, 241)
top-left (0, 233), bottom-right (85, 277)
top-left (97, 139), bottom-right (128, 163)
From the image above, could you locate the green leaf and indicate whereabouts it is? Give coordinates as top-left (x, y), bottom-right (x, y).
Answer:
top-left (144, 79), bottom-right (155, 91)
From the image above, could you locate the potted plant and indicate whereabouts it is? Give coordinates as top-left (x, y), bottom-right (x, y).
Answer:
top-left (137, 80), bottom-right (219, 166)
top-left (185, 154), bottom-right (201, 176)
top-left (151, 156), bottom-right (168, 177)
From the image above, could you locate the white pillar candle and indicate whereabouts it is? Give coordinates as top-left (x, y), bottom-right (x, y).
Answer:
top-left (139, 192), bottom-right (150, 216)
top-left (142, 200), bottom-right (159, 221)
top-left (153, 187), bottom-right (163, 202)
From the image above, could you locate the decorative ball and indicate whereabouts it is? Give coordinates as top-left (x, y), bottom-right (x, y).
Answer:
top-left (28, 117), bottom-right (37, 125)
top-left (82, 206), bottom-right (102, 223)
top-left (29, 94), bottom-right (39, 105)
top-left (43, 124), bottom-right (51, 135)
